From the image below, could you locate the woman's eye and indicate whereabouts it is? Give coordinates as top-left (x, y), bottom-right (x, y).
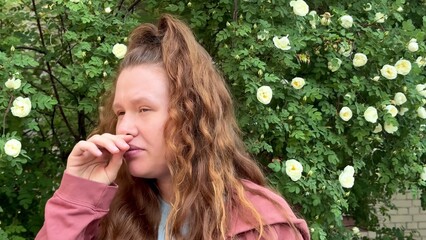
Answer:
top-left (139, 108), bottom-right (150, 112)
top-left (116, 111), bottom-right (125, 116)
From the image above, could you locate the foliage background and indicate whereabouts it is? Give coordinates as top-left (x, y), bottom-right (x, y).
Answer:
top-left (1, 0), bottom-right (426, 239)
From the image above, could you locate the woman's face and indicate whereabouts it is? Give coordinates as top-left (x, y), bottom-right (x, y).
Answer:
top-left (113, 64), bottom-right (170, 181)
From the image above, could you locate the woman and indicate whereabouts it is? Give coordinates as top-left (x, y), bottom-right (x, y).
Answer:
top-left (36, 14), bottom-right (310, 240)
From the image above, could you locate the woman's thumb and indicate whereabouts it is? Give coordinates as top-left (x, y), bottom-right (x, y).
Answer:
top-left (104, 152), bottom-right (124, 183)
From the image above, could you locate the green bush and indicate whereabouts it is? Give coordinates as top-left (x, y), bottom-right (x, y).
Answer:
top-left (1, 0), bottom-right (425, 239)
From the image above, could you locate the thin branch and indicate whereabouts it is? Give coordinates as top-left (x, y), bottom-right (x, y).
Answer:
top-left (233, 0), bottom-right (239, 21)
top-left (127, 0), bottom-right (142, 12)
top-left (14, 46), bottom-right (46, 54)
top-left (117, 0), bottom-right (125, 12)
top-left (31, 0), bottom-right (78, 141)
top-left (49, 107), bottom-right (63, 148)
top-left (50, 73), bottom-right (79, 100)
top-left (59, 14), bottom-right (74, 65)
top-left (78, 111), bottom-right (86, 139)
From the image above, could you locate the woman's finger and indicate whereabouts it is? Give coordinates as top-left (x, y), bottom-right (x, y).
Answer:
top-left (101, 134), bottom-right (132, 151)
top-left (87, 134), bottom-right (130, 154)
top-left (71, 141), bottom-right (102, 158)
top-left (105, 151), bottom-right (125, 182)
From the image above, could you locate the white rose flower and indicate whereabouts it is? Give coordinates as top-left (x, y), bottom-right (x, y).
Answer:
top-left (380, 64), bottom-right (397, 79)
top-left (352, 227), bottom-right (361, 236)
top-left (364, 3), bottom-right (372, 11)
top-left (291, 77), bottom-right (306, 89)
top-left (417, 85), bottom-right (426, 97)
top-left (285, 159), bottom-right (303, 181)
top-left (339, 107), bottom-right (353, 121)
top-left (289, 0), bottom-right (309, 17)
top-left (371, 76), bottom-right (380, 81)
top-left (373, 123), bottom-right (382, 133)
top-left (421, 166), bottom-right (426, 181)
top-left (273, 36), bottom-right (291, 51)
top-left (105, 7), bottom-right (112, 13)
top-left (416, 84), bottom-right (426, 93)
top-left (112, 43), bottom-right (127, 59)
top-left (338, 44), bottom-right (352, 57)
top-left (398, 107), bottom-right (409, 116)
top-left (4, 139), bottom-right (22, 157)
top-left (353, 53), bottom-right (368, 67)
top-left (385, 105), bottom-right (398, 117)
top-left (5, 76), bottom-right (21, 90)
top-left (417, 106), bottom-right (426, 119)
top-left (339, 166), bottom-right (355, 188)
top-left (11, 97), bottom-right (31, 118)
top-left (395, 59), bottom-right (412, 75)
top-left (256, 86), bottom-right (273, 104)
top-left (408, 39), bottom-right (419, 52)
top-left (394, 92), bottom-right (407, 105)
top-left (340, 15), bottom-right (353, 28)
top-left (328, 58), bottom-right (342, 72)
top-left (364, 106), bottom-right (378, 123)
top-left (416, 57), bottom-right (426, 67)
top-left (384, 122), bottom-right (398, 134)
top-left (374, 12), bottom-right (387, 23)
top-left (397, 6), bottom-right (404, 12)
top-left (343, 165), bottom-right (355, 175)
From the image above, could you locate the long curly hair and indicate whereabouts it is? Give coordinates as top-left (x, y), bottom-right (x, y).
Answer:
top-left (93, 14), bottom-right (298, 240)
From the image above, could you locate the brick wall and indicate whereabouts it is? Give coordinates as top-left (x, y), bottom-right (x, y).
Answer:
top-left (362, 192), bottom-right (426, 239)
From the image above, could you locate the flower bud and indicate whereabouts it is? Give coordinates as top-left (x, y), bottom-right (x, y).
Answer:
top-left (408, 39), bottom-right (419, 52)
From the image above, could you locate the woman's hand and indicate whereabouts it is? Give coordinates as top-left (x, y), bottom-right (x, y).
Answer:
top-left (65, 133), bottom-right (133, 185)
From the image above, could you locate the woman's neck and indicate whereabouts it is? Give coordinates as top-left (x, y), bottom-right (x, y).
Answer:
top-left (156, 175), bottom-right (173, 203)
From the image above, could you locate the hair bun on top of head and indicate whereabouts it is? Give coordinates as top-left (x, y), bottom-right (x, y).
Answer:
top-left (127, 14), bottom-right (190, 50)
top-left (126, 14), bottom-right (194, 54)
top-left (127, 23), bottom-right (162, 53)
top-left (123, 14), bottom-right (203, 69)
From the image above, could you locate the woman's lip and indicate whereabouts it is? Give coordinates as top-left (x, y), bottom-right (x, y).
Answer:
top-left (127, 144), bottom-right (143, 151)
top-left (124, 148), bottom-right (144, 159)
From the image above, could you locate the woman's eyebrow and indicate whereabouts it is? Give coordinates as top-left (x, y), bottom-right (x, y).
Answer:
top-left (112, 96), bottom-right (156, 110)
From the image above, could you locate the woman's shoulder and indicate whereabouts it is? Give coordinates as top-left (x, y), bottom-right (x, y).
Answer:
top-left (227, 179), bottom-right (310, 238)
top-left (240, 179), bottom-right (298, 220)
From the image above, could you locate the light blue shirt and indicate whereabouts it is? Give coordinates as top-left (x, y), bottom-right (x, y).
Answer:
top-left (157, 199), bottom-right (188, 239)
top-left (157, 199), bottom-right (171, 240)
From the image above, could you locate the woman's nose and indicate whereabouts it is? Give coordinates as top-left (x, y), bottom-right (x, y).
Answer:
top-left (116, 114), bottom-right (138, 136)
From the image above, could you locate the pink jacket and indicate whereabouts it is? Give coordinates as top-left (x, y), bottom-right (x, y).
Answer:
top-left (36, 173), bottom-right (310, 240)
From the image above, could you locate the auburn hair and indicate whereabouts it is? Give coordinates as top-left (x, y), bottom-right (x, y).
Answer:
top-left (93, 14), bottom-right (298, 240)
